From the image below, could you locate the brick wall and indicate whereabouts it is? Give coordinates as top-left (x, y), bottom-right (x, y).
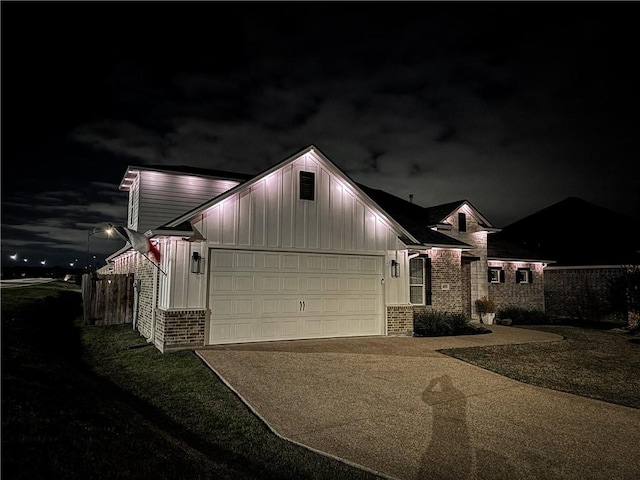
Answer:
top-left (386, 305), bottom-right (414, 335)
top-left (488, 262), bottom-right (544, 312)
top-left (461, 260), bottom-right (472, 317)
top-left (155, 308), bottom-right (207, 352)
top-left (545, 267), bottom-right (626, 320)
top-left (110, 251), bottom-right (158, 340)
top-left (428, 249), bottom-right (464, 313)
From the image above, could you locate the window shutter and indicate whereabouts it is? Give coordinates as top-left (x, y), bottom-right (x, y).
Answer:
top-left (500, 270), bottom-right (505, 283)
top-left (426, 258), bottom-right (432, 305)
top-left (487, 269), bottom-right (492, 283)
top-left (528, 270), bottom-right (534, 283)
top-left (515, 270), bottom-right (522, 283)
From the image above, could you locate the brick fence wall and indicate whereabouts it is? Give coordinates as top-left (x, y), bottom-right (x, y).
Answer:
top-left (545, 267), bottom-right (626, 320)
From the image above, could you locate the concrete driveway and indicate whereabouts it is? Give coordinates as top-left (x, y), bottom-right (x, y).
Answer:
top-left (197, 326), bottom-right (640, 480)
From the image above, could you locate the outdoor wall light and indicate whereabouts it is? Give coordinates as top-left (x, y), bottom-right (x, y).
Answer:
top-left (191, 251), bottom-right (202, 274)
top-left (391, 259), bottom-right (400, 278)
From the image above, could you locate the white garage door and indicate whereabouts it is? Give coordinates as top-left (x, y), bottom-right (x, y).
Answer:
top-left (207, 249), bottom-right (384, 345)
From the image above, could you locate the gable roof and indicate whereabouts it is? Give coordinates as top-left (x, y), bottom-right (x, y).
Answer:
top-left (160, 145), bottom-right (473, 248)
top-left (423, 199), bottom-right (496, 229)
top-left (494, 197), bottom-right (640, 266)
top-left (356, 185), bottom-right (470, 247)
top-left (163, 145), bottom-right (435, 245)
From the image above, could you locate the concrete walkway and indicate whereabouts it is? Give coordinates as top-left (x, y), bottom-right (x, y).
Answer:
top-left (197, 327), bottom-right (640, 480)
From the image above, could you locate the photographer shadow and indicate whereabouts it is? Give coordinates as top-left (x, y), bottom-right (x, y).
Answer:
top-left (416, 375), bottom-right (518, 480)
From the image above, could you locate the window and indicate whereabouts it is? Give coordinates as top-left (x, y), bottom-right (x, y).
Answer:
top-left (458, 212), bottom-right (467, 232)
top-left (516, 268), bottom-right (533, 284)
top-left (488, 268), bottom-right (504, 283)
top-left (409, 256), bottom-right (432, 305)
top-left (299, 171), bottom-right (315, 200)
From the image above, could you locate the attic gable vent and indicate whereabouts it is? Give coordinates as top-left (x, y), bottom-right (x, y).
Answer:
top-left (299, 171), bottom-right (315, 201)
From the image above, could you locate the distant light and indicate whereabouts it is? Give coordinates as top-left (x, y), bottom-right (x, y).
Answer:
top-left (69, 263), bottom-right (75, 267)
top-left (23, 258), bottom-right (28, 262)
top-left (9, 254), bottom-right (18, 260)
top-left (40, 260), bottom-right (46, 265)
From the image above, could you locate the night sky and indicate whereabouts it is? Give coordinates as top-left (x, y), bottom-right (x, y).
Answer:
top-left (2, 1), bottom-right (639, 268)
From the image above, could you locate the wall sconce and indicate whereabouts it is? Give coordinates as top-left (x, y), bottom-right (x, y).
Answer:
top-left (191, 251), bottom-right (202, 274)
top-left (391, 259), bottom-right (400, 278)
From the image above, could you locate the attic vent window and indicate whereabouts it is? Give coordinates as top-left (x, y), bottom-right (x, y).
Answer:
top-left (458, 212), bottom-right (467, 232)
top-left (299, 171), bottom-right (315, 201)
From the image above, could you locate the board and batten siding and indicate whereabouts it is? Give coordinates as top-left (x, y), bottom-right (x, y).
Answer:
top-left (196, 154), bottom-right (403, 253)
top-left (157, 239), bottom-right (208, 309)
top-left (132, 170), bottom-right (241, 233)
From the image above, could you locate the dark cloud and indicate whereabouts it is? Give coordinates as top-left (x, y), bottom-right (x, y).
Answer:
top-left (2, 2), bottom-right (639, 266)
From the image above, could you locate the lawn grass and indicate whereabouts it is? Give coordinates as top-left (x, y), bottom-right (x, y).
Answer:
top-left (439, 325), bottom-right (640, 408)
top-left (1, 281), bottom-right (379, 479)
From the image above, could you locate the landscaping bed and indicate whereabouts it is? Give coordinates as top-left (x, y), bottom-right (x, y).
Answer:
top-left (440, 325), bottom-right (640, 409)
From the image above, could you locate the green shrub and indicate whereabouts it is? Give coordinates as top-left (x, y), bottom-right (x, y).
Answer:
top-left (414, 311), bottom-right (491, 337)
top-left (496, 307), bottom-right (553, 325)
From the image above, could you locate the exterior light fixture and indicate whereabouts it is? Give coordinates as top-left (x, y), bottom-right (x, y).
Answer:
top-left (391, 259), bottom-right (400, 278)
top-left (191, 251), bottom-right (202, 274)
top-left (10, 254), bottom-right (18, 260)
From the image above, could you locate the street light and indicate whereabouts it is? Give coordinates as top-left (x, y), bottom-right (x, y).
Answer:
top-left (86, 226), bottom-right (113, 270)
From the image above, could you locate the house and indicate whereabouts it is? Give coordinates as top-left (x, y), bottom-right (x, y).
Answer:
top-left (492, 197), bottom-right (640, 323)
top-left (107, 145), bottom-right (550, 352)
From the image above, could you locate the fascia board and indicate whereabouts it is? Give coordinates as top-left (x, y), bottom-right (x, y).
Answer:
top-left (119, 166), bottom-right (139, 191)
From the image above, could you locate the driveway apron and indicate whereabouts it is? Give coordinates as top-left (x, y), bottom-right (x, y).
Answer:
top-left (197, 327), bottom-right (640, 480)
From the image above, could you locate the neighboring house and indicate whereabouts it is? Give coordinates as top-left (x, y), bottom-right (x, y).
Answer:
top-left (106, 145), bottom-right (550, 352)
top-left (493, 197), bottom-right (640, 321)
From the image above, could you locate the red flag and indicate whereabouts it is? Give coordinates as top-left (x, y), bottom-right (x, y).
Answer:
top-left (110, 224), bottom-right (161, 262)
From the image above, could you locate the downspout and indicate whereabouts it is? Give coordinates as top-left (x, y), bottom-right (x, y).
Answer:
top-left (132, 279), bottom-right (141, 331)
top-left (148, 257), bottom-right (159, 345)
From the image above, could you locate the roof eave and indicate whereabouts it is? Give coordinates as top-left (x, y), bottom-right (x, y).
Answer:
top-left (488, 256), bottom-right (556, 264)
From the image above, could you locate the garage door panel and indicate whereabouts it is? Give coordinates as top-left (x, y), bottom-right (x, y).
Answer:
top-left (281, 321), bottom-right (298, 337)
top-left (234, 323), bottom-right (252, 339)
top-left (208, 250), bottom-right (383, 345)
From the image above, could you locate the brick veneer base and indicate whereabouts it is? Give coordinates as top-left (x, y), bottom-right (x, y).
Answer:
top-left (155, 308), bottom-right (206, 352)
top-left (387, 305), bottom-right (414, 335)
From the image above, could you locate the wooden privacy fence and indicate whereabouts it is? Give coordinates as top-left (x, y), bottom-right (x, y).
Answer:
top-left (82, 273), bottom-right (135, 325)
